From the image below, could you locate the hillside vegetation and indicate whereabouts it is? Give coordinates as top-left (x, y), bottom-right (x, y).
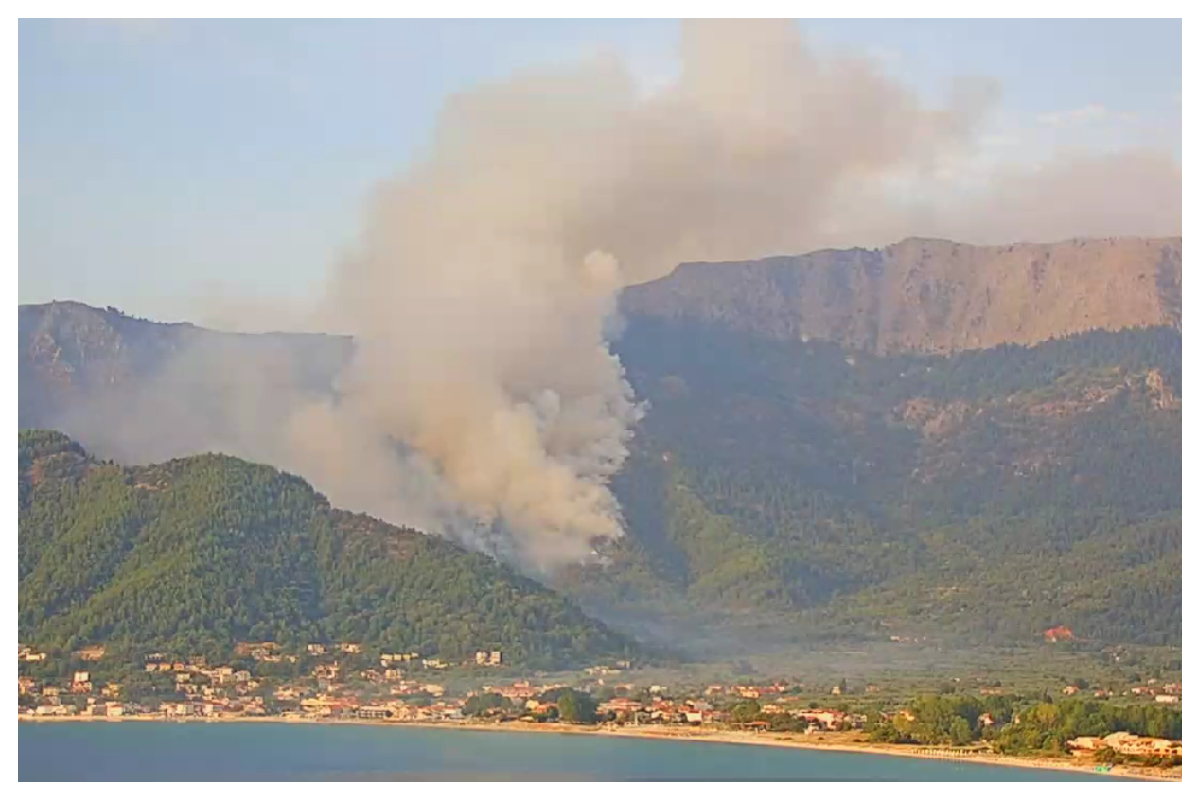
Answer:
top-left (17, 237), bottom-right (1182, 654)
top-left (561, 319), bottom-right (1181, 647)
top-left (18, 430), bottom-right (635, 668)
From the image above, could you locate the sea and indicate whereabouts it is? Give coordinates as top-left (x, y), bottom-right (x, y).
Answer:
top-left (18, 721), bottom-right (1129, 782)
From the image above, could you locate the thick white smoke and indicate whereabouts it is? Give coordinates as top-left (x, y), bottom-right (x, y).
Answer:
top-left (45, 20), bottom-right (1179, 571)
top-left (287, 20), bottom-right (994, 568)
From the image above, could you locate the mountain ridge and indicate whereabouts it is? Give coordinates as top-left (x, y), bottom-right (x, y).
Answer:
top-left (620, 235), bottom-right (1181, 354)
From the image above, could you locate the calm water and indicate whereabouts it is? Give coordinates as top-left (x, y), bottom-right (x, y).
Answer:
top-left (19, 721), bottom-right (1127, 781)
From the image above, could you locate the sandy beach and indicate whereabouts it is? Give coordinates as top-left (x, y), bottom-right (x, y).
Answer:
top-left (19, 714), bottom-right (1180, 781)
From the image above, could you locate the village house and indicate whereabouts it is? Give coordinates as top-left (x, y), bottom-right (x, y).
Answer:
top-left (164, 702), bottom-right (197, 717)
top-left (795, 709), bottom-right (846, 731)
top-left (1062, 685), bottom-right (1079, 696)
top-left (313, 663), bottom-right (341, 681)
top-left (585, 664), bottom-right (623, 676)
top-left (71, 671), bottom-right (92, 693)
top-left (19, 644), bottom-right (47, 662)
top-left (1069, 732), bottom-right (1184, 759)
top-left (470, 647), bottom-right (499, 666)
top-left (1154, 694), bottom-right (1180, 704)
top-left (357, 705), bottom-right (392, 719)
top-left (74, 645), bottom-right (106, 661)
top-left (598, 697), bottom-right (645, 721)
top-left (35, 704), bottom-right (76, 716)
top-left (380, 652), bottom-right (416, 666)
top-left (273, 685), bottom-right (305, 701)
top-left (307, 644), bottom-right (326, 655)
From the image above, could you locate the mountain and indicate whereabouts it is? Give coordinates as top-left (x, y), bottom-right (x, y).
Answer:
top-left (570, 317), bottom-right (1180, 648)
top-left (17, 236), bottom-right (1182, 652)
top-left (18, 429), bottom-right (636, 668)
top-left (18, 300), bottom-right (352, 434)
top-left (620, 237), bottom-right (1182, 354)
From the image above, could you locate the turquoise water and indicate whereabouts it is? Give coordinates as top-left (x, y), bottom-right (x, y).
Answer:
top-left (19, 722), bottom-right (1127, 781)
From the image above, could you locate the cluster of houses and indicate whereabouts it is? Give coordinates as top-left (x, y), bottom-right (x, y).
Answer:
top-left (1067, 732), bottom-right (1182, 760)
top-left (1059, 679), bottom-right (1182, 705)
top-left (16, 641), bottom-right (1184, 763)
top-left (234, 641), bottom-right (503, 671)
top-left (20, 651), bottom-right (272, 719)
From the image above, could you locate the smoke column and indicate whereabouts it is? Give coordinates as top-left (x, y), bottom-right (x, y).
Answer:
top-left (44, 20), bottom-right (1015, 569)
top-left (270, 20), bottom-right (991, 568)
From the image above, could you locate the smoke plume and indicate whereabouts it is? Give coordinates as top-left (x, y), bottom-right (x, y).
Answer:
top-left (41, 20), bottom-right (1179, 570)
top-left (288, 19), bottom-right (990, 566)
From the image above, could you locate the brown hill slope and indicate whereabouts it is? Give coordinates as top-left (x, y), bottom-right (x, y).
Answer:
top-left (620, 236), bottom-right (1181, 353)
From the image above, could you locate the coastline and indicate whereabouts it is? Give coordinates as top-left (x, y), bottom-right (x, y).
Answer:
top-left (19, 715), bottom-right (1180, 781)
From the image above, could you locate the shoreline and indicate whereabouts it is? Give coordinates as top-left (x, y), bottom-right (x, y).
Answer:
top-left (20, 715), bottom-right (1180, 781)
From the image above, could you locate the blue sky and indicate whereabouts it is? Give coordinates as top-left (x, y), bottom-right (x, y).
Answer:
top-left (19, 19), bottom-right (1182, 320)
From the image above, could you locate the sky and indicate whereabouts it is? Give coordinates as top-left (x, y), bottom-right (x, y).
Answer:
top-left (19, 18), bottom-right (1183, 322)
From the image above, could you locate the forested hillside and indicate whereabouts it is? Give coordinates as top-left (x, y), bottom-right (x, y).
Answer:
top-left (560, 319), bottom-right (1181, 647)
top-left (18, 264), bottom-right (1182, 653)
top-left (18, 430), bottom-right (636, 668)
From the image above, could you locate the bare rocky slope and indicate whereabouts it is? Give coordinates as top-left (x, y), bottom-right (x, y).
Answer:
top-left (620, 236), bottom-right (1182, 354)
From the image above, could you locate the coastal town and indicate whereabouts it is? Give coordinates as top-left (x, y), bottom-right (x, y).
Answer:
top-left (18, 640), bottom-right (1182, 778)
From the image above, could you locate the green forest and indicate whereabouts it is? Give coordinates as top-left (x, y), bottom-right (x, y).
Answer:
top-left (18, 301), bottom-right (1182, 656)
top-left (18, 430), bottom-right (636, 669)
top-left (562, 320), bottom-right (1182, 647)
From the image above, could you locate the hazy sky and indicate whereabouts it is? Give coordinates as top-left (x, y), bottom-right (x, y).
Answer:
top-left (19, 18), bottom-right (1182, 320)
